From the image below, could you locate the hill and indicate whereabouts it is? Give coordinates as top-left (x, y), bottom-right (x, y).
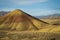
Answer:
top-left (0, 9), bottom-right (48, 31)
top-left (0, 9), bottom-right (60, 40)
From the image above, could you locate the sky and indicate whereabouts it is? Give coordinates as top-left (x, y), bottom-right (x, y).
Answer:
top-left (0, 0), bottom-right (60, 16)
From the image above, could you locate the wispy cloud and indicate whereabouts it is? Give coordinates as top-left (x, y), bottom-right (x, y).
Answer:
top-left (23, 9), bottom-right (60, 16)
top-left (10, 0), bottom-right (48, 5)
top-left (0, 8), bottom-right (16, 11)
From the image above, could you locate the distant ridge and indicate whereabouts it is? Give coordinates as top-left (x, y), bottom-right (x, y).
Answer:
top-left (0, 11), bottom-right (9, 16)
top-left (38, 14), bottom-right (60, 19)
top-left (46, 14), bottom-right (60, 19)
top-left (0, 9), bottom-right (48, 31)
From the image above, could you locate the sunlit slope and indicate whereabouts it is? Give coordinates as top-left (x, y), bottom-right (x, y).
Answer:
top-left (39, 18), bottom-right (60, 32)
top-left (0, 9), bottom-right (48, 31)
top-left (39, 24), bottom-right (60, 32)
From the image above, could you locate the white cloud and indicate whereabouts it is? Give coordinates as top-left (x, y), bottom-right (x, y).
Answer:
top-left (23, 9), bottom-right (60, 16)
top-left (10, 0), bottom-right (48, 5)
top-left (0, 8), bottom-right (16, 11)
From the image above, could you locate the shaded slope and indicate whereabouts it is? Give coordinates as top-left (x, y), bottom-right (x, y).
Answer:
top-left (0, 9), bottom-right (48, 31)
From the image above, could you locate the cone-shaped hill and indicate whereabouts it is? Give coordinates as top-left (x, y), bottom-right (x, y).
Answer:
top-left (0, 9), bottom-right (49, 31)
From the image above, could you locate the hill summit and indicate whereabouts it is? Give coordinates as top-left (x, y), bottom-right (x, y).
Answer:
top-left (8, 9), bottom-right (24, 15)
top-left (0, 9), bottom-right (48, 31)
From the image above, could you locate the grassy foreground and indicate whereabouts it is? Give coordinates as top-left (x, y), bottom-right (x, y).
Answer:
top-left (0, 31), bottom-right (60, 40)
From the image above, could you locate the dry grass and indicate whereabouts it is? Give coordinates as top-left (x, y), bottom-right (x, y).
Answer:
top-left (0, 31), bottom-right (60, 40)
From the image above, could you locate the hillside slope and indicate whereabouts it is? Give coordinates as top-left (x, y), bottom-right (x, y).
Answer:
top-left (0, 9), bottom-right (48, 31)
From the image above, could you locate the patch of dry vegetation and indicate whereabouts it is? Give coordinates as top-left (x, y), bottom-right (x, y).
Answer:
top-left (0, 31), bottom-right (60, 40)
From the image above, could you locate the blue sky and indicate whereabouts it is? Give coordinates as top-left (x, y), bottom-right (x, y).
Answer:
top-left (0, 0), bottom-right (60, 16)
